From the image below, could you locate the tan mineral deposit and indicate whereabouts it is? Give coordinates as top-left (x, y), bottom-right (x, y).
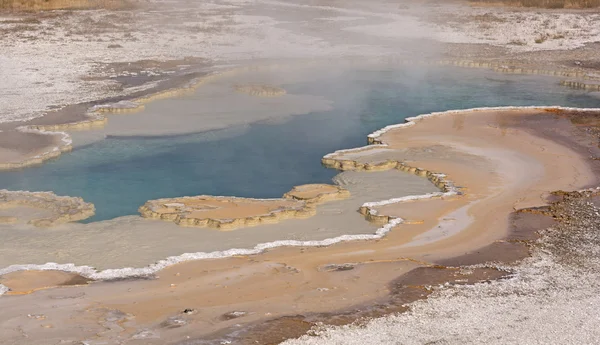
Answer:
top-left (0, 190), bottom-right (95, 227)
top-left (138, 184), bottom-right (349, 230)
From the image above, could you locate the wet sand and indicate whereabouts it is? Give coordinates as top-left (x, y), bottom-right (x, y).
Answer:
top-left (0, 107), bottom-right (597, 344)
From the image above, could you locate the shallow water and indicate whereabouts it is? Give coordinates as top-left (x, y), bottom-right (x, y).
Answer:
top-left (0, 170), bottom-right (436, 270)
top-left (1, 65), bottom-right (598, 222)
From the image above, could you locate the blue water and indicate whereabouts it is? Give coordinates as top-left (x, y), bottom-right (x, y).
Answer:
top-left (1, 66), bottom-right (598, 222)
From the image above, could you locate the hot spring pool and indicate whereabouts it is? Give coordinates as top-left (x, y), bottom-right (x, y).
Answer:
top-left (1, 64), bottom-right (599, 222)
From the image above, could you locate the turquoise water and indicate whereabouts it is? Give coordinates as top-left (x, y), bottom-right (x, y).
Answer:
top-left (1, 66), bottom-right (599, 222)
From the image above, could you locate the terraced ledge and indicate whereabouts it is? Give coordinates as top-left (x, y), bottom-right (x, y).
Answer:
top-left (435, 59), bottom-right (597, 80)
top-left (138, 184), bottom-right (349, 230)
top-left (234, 84), bottom-right (287, 97)
top-left (560, 80), bottom-right (600, 91)
top-left (0, 128), bottom-right (72, 171)
top-left (366, 106), bottom-right (600, 145)
top-left (284, 183), bottom-right (351, 204)
top-left (322, 150), bottom-right (459, 226)
top-left (0, 190), bottom-right (95, 227)
top-left (322, 106), bottom-right (600, 229)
